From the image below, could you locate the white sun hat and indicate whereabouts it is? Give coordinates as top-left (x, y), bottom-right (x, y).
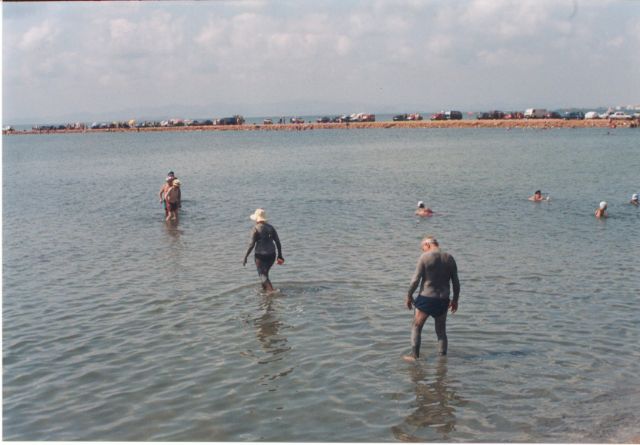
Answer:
top-left (250, 208), bottom-right (267, 222)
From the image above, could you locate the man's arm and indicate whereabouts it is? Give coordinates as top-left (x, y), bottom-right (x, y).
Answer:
top-left (406, 258), bottom-right (423, 309)
top-left (450, 256), bottom-right (460, 313)
top-left (243, 228), bottom-right (258, 266)
top-left (272, 228), bottom-right (283, 260)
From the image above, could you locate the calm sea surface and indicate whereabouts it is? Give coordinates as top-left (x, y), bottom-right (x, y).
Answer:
top-left (3, 128), bottom-right (639, 442)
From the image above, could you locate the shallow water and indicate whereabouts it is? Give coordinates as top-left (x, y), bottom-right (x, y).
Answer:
top-left (3, 127), bottom-right (640, 441)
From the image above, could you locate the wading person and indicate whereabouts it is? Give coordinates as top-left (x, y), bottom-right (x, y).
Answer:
top-left (404, 236), bottom-right (460, 362)
top-left (165, 179), bottom-right (181, 221)
top-left (243, 208), bottom-right (284, 292)
top-left (159, 174), bottom-right (174, 217)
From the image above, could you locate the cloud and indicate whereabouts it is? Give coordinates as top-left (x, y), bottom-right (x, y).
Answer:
top-left (18, 19), bottom-right (59, 51)
top-left (2, 1), bottom-right (639, 122)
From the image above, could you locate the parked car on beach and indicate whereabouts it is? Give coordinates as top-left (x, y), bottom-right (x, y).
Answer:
top-left (584, 111), bottom-right (600, 119)
top-left (394, 113), bottom-right (422, 121)
top-left (609, 111), bottom-right (634, 120)
top-left (445, 110), bottom-right (463, 120)
top-left (477, 110), bottom-right (505, 120)
top-left (430, 112), bottom-right (446, 121)
top-left (545, 111), bottom-right (562, 119)
top-left (563, 111), bottom-right (584, 120)
top-left (216, 115), bottom-right (245, 125)
top-left (524, 108), bottom-right (547, 118)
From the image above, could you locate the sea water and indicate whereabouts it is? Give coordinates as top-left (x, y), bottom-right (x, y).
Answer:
top-left (3, 127), bottom-right (639, 441)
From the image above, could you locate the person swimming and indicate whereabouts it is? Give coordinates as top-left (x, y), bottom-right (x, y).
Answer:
top-left (630, 193), bottom-right (639, 207)
top-left (528, 190), bottom-right (549, 202)
top-left (415, 201), bottom-right (434, 217)
top-left (595, 201), bottom-right (608, 218)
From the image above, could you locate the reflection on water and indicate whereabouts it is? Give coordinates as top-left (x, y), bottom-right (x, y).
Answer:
top-left (392, 358), bottom-right (467, 442)
top-left (253, 294), bottom-right (293, 384)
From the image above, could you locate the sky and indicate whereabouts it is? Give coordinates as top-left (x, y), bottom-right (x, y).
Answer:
top-left (2, 0), bottom-right (639, 124)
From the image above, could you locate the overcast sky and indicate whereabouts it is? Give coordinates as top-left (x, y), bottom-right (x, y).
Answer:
top-left (2, 0), bottom-right (639, 123)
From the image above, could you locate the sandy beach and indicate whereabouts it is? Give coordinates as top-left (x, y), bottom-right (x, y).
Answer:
top-left (4, 118), bottom-right (638, 135)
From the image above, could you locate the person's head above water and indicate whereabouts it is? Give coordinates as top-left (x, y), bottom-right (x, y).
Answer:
top-left (417, 201), bottom-right (425, 209)
top-left (167, 171), bottom-right (175, 178)
top-left (166, 176), bottom-right (174, 183)
top-left (632, 193), bottom-right (639, 201)
top-left (250, 208), bottom-right (267, 223)
top-left (535, 190), bottom-right (542, 195)
top-left (599, 201), bottom-right (607, 210)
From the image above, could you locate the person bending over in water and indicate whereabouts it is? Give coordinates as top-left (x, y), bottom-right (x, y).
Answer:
top-left (165, 179), bottom-right (181, 221)
top-left (404, 236), bottom-right (460, 362)
top-left (595, 201), bottom-right (608, 219)
top-left (415, 201), bottom-right (434, 217)
top-left (630, 193), bottom-right (639, 207)
top-left (528, 190), bottom-right (549, 202)
top-left (243, 208), bottom-right (284, 292)
top-left (159, 174), bottom-right (174, 217)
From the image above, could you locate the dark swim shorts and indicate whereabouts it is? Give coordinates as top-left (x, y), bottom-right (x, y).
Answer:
top-left (167, 202), bottom-right (178, 211)
top-left (414, 296), bottom-right (450, 318)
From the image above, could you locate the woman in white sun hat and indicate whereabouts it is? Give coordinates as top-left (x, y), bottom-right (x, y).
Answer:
top-left (595, 201), bottom-right (608, 219)
top-left (243, 208), bottom-right (285, 292)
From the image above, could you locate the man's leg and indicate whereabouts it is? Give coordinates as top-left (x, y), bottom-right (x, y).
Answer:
top-left (404, 309), bottom-right (429, 361)
top-left (434, 312), bottom-right (448, 355)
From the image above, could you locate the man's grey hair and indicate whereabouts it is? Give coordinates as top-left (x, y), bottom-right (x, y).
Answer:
top-left (422, 236), bottom-right (439, 246)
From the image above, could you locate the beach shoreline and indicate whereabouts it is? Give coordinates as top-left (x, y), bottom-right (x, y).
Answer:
top-left (4, 118), bottom-right (637, 135)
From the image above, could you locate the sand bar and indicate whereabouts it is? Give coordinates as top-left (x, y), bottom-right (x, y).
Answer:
top-left (4, 118), bottom-right (638, 135)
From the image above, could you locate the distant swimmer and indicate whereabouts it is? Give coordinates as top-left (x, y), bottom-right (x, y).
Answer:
top-left (415, 201), bottom-right (434, 217)
top-left (403, 236), bottom-right (460, 362)
top-left (243, 209), bottom-right (285, 293)
top-left (630, 193), bottom-right (639, 207)
top-left (595, 201), bottom-right (608, 219)
top-left (528, 190), bottom-right (549, 202)
top-left (165, 179), bottom-right (181, 221)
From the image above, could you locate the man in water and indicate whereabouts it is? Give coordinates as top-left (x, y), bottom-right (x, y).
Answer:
top-left (528, 190), bottom-right (548, 201)
top-left (243, 208), bottom-right (285, 292)
top-left (630, 193), bottom-right (639, 207)
top-left (404, 236), bottom-right (460, 362)
top-left (165, 179), bottom-right (181, 221)
top-left (159, 171), bottom-right (180, 216)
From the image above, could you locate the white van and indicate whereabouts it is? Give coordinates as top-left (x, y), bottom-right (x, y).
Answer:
top-left (524, 108), bottom-right (547, 119)
top-left (584, 111), bottom-right (600, 119)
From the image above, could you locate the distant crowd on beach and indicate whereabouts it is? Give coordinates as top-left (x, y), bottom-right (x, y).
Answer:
top-left (157, 169), bottom-right (639, 361)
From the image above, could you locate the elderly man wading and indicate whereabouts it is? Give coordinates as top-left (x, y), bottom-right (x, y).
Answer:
top-left (404, 236), bottom-right (460, 362)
